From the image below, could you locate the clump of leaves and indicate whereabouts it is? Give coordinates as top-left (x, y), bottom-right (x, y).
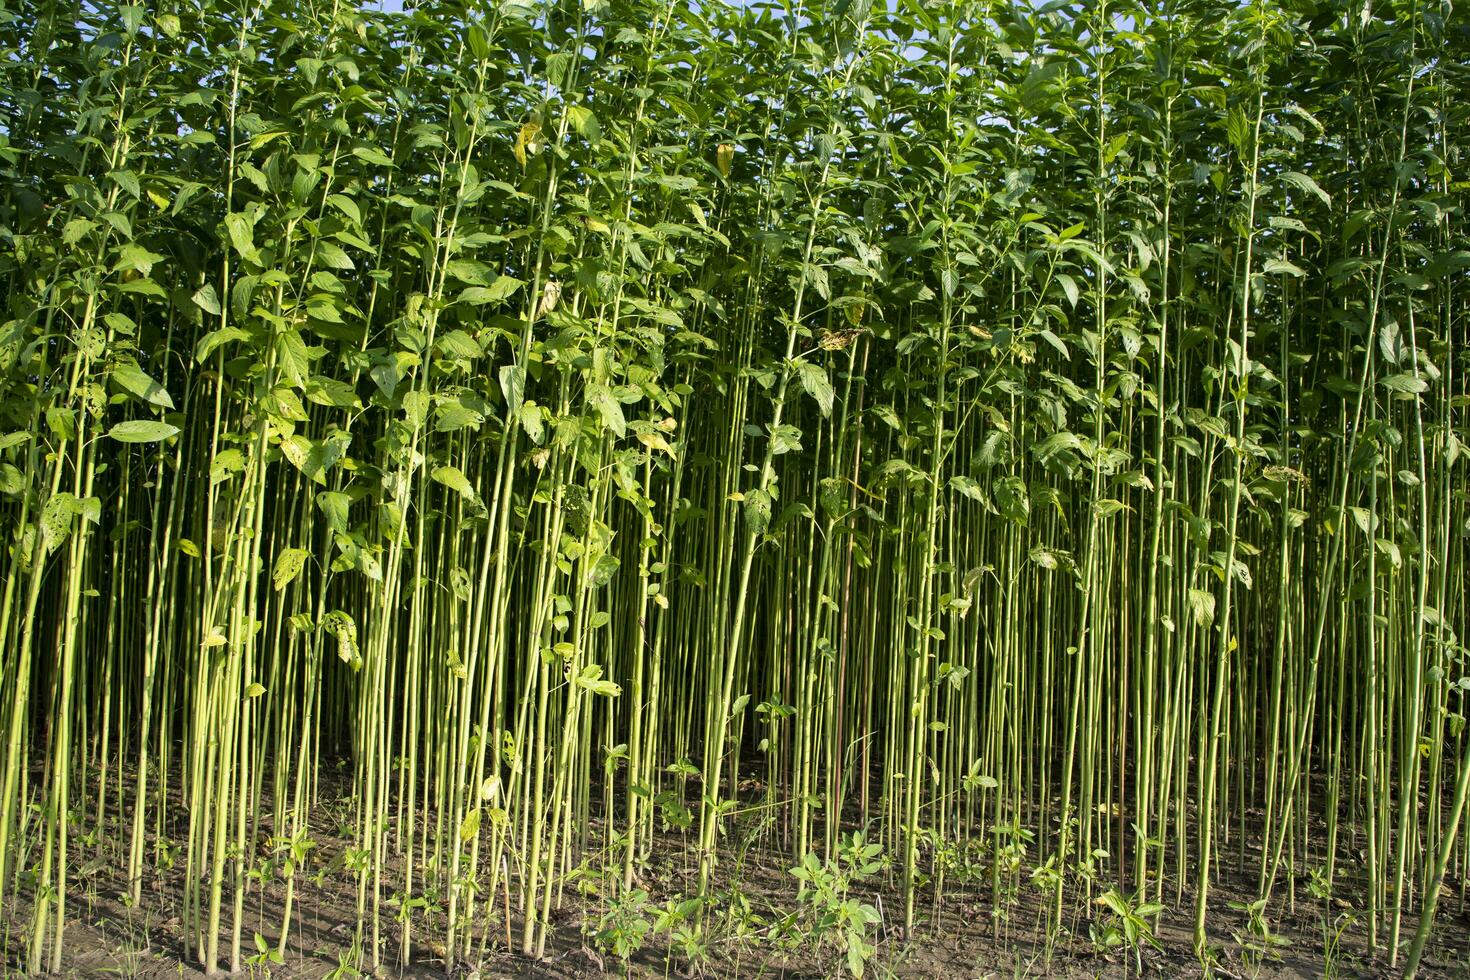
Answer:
top-left (246, 931), bottom-right (284, 978)
top-left (1090, 888), bottom-right (1164, 974)
top-left (1228, 897), bottom-right (1291, 975)
top-left (1306, 868), bottom-right (1357, 979)
top-left (591, 887), bottom-right (652, 971)
top-left (653, 896), bottom-right (707, 971)
top-left (785, 832), bottom-right (885, 977)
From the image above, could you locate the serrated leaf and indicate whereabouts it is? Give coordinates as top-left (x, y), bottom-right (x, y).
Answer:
top-left (457, 276), bottom-right (524, 306)
top-left (436, 330), bottom-right (482, 359)
top-left (1262, 258), bottom-right (1305, 277)
top-left (1380, 372), bottom-right (1427, 394)
top-left (1378, 321), bottom-right (1403, 365)
top-left (769, 424), bottom-right (802, 455)
top-left (111, 361), bottom-right (174, 409)
top-left (195, 327), bottom-right (251, 363)
top-left (1188, 588), bottom-right (1216, 627)
top-left (314, 241), bottom-right (354, 270)
top-left (223, 212), bottom-right (256, 259)
top-left (519, 403), bottom-right (545, 444)
top-left (1279, 170), bottom-right (1331, 206)
top-left (796, 360), bottom-right (834, 417)
top-left (591, 386), bottom-right (626, 438)
top-left (499, 364), bottom-right (526, 417)
top-left (950, 475), bottom-right (984, 502)
top-left (305, 376), bottom-right (360, 409)
top-left (432, 465), bottom-right (483, 509)
top-left (744, 488), bottom-right (772, 535)
top-left (276, 330), bottom-right (311, 388)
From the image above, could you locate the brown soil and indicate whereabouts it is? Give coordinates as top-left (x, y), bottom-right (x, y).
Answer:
top-left (3, 763), bottom-right (1468, 979)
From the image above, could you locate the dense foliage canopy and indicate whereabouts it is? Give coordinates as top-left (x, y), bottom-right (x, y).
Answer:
top-left (1, 0), bottom-right (1467, 974)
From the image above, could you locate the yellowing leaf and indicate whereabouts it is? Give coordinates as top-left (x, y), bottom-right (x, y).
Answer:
top-left (273, 548), bottom-right (308, 591)
top-left (514, 120), bottom-right (543, 168)
top-left (637, 430), bottom-right (676, 457)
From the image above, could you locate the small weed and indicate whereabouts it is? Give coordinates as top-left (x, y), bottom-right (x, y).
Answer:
top-left (1090, 887), bottom-right (1164, 974)
top-left (786, 832), bottom-right (885, 978)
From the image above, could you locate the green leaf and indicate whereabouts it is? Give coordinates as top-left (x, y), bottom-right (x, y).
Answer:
top-left (457, 276), bottom-right (524, 306)
top-left (192, 284), bottom-right (223, 317)
top-left (113, 243), bottom-right (166, 277)
top-left (436, 330), bottom-right (482, 359)
top-left (432, 465), bottom-right (483, 509)
top-left (1380, 372), bottom-right (1428, 395)
top-left (1188, 588), bottom-right (1216, 627)
top-left (352, 145), bottom-right (395, 168)
top-left (587, 552), bottom-right (621, 589)
top-left (519, 403), bottom-right (545, 444)
top-left (743, 488), bottom-right (772, 535)
top-left (499, 364), bottom-right (526, 417)
top-left (567, 105), bottom-right (601, 142)
top-left (435, 394), bottom-right (486, 432)
top-left (62, 218), bottom-right (96, 246)
top-left (950, 475), bottom-right (984, 502)
top-left (210, 449), bottom-right (245, 485)
top-left (196, 327), bottom-right (251, 363)
top-left (223, 212), bottom-right (256, 260)
top-left (1056, 273), bottom-right (1080, 308)
top-left (1378, 321), bottom-right (1404, 365)
top-left (314, 241), bottom-right (354, 270)
top-left (327, 193), bottom-right (361, 224)
top-left (575, 664), bottom-right (622, 697)
top-left (796, 360), bottom-right (834, 417)
top-left (40, 492), bottom-right (79, 553)
top-left (276, 331), bottom-right (311, 388)
top-left (305, 376), bottom-right (361, 409)
top-left (108, 420), bottom-right (180, 443)
top-left (591, 386), bottom-right (627, 438)
top-left (47, 407), bottom-right (76, 441)
top-left (1278, 170), bottom-right (1331, 206)
top-left (1261, 258), bottom-right (1305, 277)
top-left (770, 424), bottom-right (802, 455)
top-left (111, 361), bottom-right (174, 409)
top-left (1038, 328), bottom-right (1070, 359)
top-left (317, 492), bottom-right (350, 533)
top-left (279, 433), bottom-right (349, 484)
